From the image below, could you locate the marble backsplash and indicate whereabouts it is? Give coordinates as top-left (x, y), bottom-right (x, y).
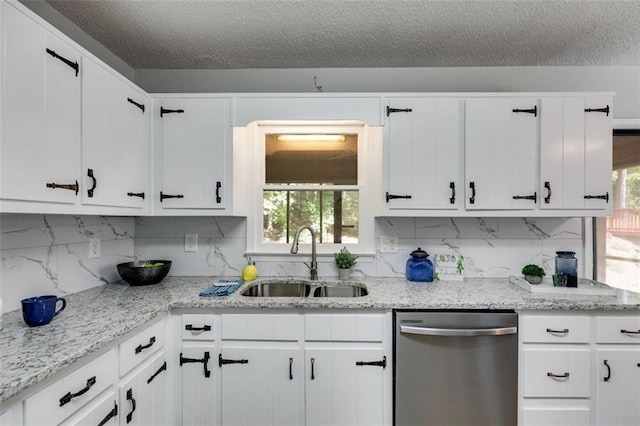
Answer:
top-left (1, 214), bottom-right (584, 313)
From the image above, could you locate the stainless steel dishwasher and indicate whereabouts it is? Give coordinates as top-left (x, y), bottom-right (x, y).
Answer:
top-left (394, 310), bottom-right (518, 425)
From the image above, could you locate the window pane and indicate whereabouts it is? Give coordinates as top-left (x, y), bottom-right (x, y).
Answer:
top-left (263, 190), bottom-right (359, 244)
top-left (596, 131), bottom-right (640, 293)
top-left (265, 134), bottom-right (357, 185)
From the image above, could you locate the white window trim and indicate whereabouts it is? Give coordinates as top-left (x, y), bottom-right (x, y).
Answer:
top-left (243, 120), bottom-right (380, 257)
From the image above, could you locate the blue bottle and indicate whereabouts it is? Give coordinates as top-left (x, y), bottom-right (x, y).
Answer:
top-left (406, 247), bottom-right (434, 282)
top-left (555, 251), bottom-right (578, 287)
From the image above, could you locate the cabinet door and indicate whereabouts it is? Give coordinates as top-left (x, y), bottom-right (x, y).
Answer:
top-left (119, 352), bottom-right (169, 426)
top-left (465, 98), bottom-right (538, 210)
top-left (180, 344), bottom-right (218, 426)
top-left (305, 347), bottom-right (386, 426)
top-left (385, 98), bottom-right (461, 210)
top-left (219, 345), bottom-right (304, 426)
top-left (159, 98), bottom-right (230, 210)
top-left (82, 58), bottom-right (148, 208)
top-left (2, 4), bottom-right (80, 204)
top-left (540, 97), bottom-right (612, 210)
top-left (596, 350), bottom-right (640, 426)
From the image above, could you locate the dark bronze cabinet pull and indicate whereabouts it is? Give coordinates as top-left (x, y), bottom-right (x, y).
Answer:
top-left (544, 181), bottom-right (552, 204)
top-left (160, 107), bottom-right (185, 117)
top-left (584, 192), bottom-right (609, 203)
top-left (356, 356), bottom-right (387, 368)
top-left (87, 169), bottom-right (97, 198)
top-left (59, 376), bottom-right (96, 406)
top-left (45, 48), bottom-right (79, 76)
top-left (547, 372), bottom-right (570, 378)
top-left (469, 182), bottom-right (476, 204)
top-left (147, 361), bottom-right (167, 384)
top-left (546, 328), bottom-right (569, 334)
top-left (386, 192), bottom-right (412, 203)
top-left (386, 106), bottom-right (413, 116)
top-left (603, 359), bottom-right (611, 382)
top-left (621, 329), bottom-right (640, 334)
top-left (185, 324), bottom-right (211, 332)
top-left (127, 98), bottom-right (145, 113)
top-left (310, 357), bottom-right (315, 380)
top-left (449, 182), bottom-right (456, 204)
top-left (585, 105), bottom-right (610, 116)
top-left (160, 191), bottom-right (184, 202)
top-left (126, 388), bottom-right (136, 424)
top-left (127, 192), bottom-right (145, 199)
top-left (219, 354), bottom-right (248, 367)
top-left (513, 192), bottom-right (537, 203)
top-left (46, 180), bottom-right (79, 196)
top-left (180, 351), bottom-right (211, 378)
top-left (512, 106), bottom-right (537, 117)
top-left (289, 357), bottom-right (293, 380)
top-left (97, 401), bottom-right (118, 426)
top-left (135, 336), bottom-right (156, 354)
top-left (215, 181), bottom-right (222, 204)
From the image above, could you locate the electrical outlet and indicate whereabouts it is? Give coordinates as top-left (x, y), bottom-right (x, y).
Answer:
top-left (379, 235), bottom-right (398, 253)
top-left (89, 238), bottom-right (101, 258)
top-left (185, 233), bottom-right (198, 252)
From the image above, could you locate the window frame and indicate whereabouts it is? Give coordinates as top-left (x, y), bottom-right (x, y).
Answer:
top-left (245, 121), bottom-right (378, 258)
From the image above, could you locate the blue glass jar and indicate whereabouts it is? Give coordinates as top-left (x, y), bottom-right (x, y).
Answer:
top-left (406, 247), bottom-right (434, 282)
top-left (555, 251), bottom-right (578, 287)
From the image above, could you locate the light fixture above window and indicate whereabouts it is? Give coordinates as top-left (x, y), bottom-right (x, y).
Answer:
top-left (276, 134), bottom-right (346, 142)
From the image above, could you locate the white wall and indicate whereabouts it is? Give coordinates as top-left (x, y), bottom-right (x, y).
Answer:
top-left (136, 66), bottom-right (640, 119)
top-left (0, 214), bottom-right (135, 313)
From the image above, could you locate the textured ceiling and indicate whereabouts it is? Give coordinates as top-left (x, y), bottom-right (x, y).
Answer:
top-left (43, 0), bottom-right (640, 70)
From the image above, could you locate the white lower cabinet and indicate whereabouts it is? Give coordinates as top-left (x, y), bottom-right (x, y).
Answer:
top-left (60, 389), bottom-right (119, 426)
top-left (118, 351), bottom-right (169, 426)
top-left (305, 346), bottom-right (386, 426)
top-left (179, 343), bottom-right (218, 426)
top-left (521, 407), bottom-right (591, 426)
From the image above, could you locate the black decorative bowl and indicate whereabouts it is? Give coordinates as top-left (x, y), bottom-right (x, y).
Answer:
top-left (117, 260), bottom-right (172, 286)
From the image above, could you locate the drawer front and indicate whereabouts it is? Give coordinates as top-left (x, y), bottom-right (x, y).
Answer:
top-left (119, 318), bottom-right (165, 376)
top-left (182, 314), bottom-right (216, 341)
top-left (595, 316), bottom-right (640, 344)
top-left (222, 314), bottom-right (302, 341)
top-left (521, 407), bottom-right (590, 426)
top-left (521, 315), bottom-right (591, 343)
top-left (522, 348), bottom-right (591, 398)
top-left (60, 388), bottom-right (118, 426)
top-left (305, 314), bottom-right (385, 342)
top-left (24, 349), bottom-right (116, 426)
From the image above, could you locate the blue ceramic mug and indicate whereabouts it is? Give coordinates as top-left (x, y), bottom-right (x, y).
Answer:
top-left (21, 295), bottom-right (66, 327)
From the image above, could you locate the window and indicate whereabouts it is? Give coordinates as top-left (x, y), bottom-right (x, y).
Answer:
top-left (594, 128), bottom-right (640, 292)
top-left (245, 122), bottom-right (378, 256)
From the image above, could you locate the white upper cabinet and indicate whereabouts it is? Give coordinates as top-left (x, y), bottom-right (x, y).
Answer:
top-left (383, 97), bottom-right (462, 212)
top-left (1, 3), bottom-right (81, 205)
top-left (540, 97), bottom-right (612, 212)
top-left (465, 97), bottom-right (539, 210)
top-left (155, 97), bottom-right (231, 213)
top-left (82, 57), bottom-right (149, 210)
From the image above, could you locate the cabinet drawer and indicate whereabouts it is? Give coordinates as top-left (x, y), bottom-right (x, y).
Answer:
top-left (305, 314), bottom-right (385, 342)
top-left (521, 315), bottom-right (591, 343)
top-left (119, 318), bottom-right (165, 376)
top-left (60, 388), bottom-right (118, 426)
top-left (522, 348), bottom-right (591, 398)
top-left (521, 407), bottom-right (590, 426)
top-left (595, 316), bottom-right (640, 344)
top-left (182, 314), bottom-right (216, 341)
top-left (24, 349), bottom-right (116, 426)
top-left (222, 314), bottom-right (302, 341)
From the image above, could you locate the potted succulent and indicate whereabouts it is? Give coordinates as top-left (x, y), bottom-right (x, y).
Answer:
top-left (334, 247), bottom-right (358, 280)
top-left (521, 264), bottom-right (546, 285)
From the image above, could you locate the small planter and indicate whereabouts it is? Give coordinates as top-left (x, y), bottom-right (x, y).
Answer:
top-left (338, 268), bottom-right (352, 280)
top-left (524, 275), bottom-right (543, 285)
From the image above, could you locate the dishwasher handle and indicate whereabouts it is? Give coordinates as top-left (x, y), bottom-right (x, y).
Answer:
top-left (400, 324), bottom-right (517, 337)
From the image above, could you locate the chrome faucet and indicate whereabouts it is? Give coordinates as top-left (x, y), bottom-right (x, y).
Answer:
top-left (290, 225), bottom-right (318, 280)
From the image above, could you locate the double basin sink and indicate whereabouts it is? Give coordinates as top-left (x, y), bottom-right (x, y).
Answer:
top-left (242, 280), bottom-right (368, 298)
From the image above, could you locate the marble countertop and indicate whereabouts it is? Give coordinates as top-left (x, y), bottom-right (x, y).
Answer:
top-left (1, 276), bottom-right (638, 402)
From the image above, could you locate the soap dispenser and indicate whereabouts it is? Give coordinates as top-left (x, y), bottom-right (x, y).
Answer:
top-left (241, 257), bottom-right (258, 282)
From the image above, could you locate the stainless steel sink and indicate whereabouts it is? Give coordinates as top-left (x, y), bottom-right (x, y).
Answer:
top-left (241, 281), bottom-right (368, 298)
top-left (313, 285), bottom-right (368, 298)
top-left (241, 282), bottom-right (311, 297)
